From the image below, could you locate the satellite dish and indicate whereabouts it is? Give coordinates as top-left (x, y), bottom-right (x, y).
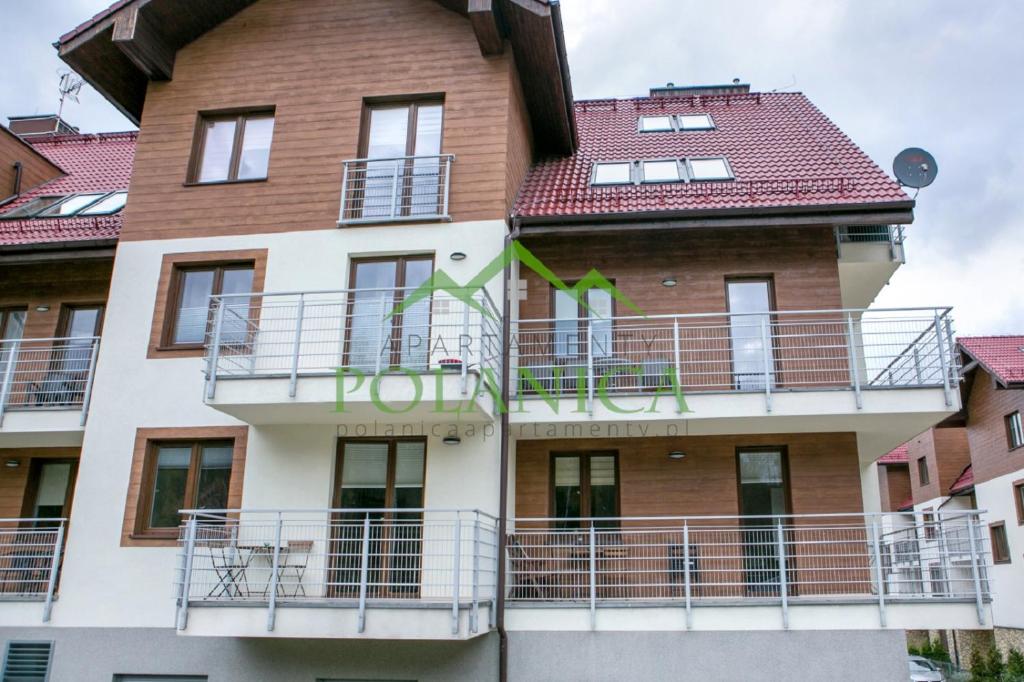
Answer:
top-left (893, 147), bottom-right (938, 189)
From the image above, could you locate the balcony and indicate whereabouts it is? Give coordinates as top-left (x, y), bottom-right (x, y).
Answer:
top-left (0, 337), bottom-right (100, 444)
top-left (338, 154), bottom-right (454, 226)
top-left (511, 307), bottom-right (958, 451)
top-left (174, 509), bottom-right (497, 639)
top-left (202, 288), bottom-right (502, 424)
top-left (836, 225), bottom-right (906, 308)
top-left (0, 519), bottom-right (66, 623)
top-left (505, 511), bottom-right (991, 632)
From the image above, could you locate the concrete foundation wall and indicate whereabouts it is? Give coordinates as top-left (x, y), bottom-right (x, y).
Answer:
top-left (507, 630), bottom-right (909, 682)
top-left (0, 628), bottom-right (497, 682)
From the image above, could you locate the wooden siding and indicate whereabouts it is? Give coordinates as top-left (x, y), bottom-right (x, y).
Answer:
top-left (518, 227), bottom-right (842, 320)
top-left (0, 447), bottom-right (80, 520)
top-left (505, 63), bottom-right (534, 216)
top-left (879, 464), bottom-right (911, 512)
top-left (0, 127), bottom-right (63, 197)
top-left (907, 427), bottom-right (972, 505)
top-left (514, 432), bottom-right (863, 519)
top-left (0, 260), bottom-right (113, 340)
top-left (121, 426), bottom-right (248, 547)
top-left (966, 374), bottom-right (1024, 485)
top-left (121, 0), bottom-right (527, 241)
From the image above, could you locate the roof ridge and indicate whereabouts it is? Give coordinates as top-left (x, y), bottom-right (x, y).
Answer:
top-left (29, 131), bottom-right (139, 145)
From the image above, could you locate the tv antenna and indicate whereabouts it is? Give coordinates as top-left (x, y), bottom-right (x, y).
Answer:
top-left (892, 147), bottom-right (938, 198)
top-left (56, 70), bottom-right (83, 125)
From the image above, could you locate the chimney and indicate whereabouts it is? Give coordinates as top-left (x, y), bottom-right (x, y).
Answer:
top-left (7, 114), bottom-right (79, 139)
top-left (649, 81), bottom-right (751, 98)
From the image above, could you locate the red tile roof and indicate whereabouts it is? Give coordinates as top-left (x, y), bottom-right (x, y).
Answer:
top-left (959, 336), bottom-right (1024, 386)
top-left (513, 92), bottom-right (911, 220)
top-left (0, 131), bottom-right (136, 248)
top-left (879, 443), bottom-right (909, 465)
top-left (949, 465), bottom-right (974, 495)
top-left (897, 496), bottom-right (914, 512)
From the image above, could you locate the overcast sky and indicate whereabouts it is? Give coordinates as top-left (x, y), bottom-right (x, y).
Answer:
top-left (1, 0), bottom-right (1021, 336)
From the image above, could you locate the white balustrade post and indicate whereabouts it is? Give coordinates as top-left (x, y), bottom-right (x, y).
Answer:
top-left (760, 316), bottom-right (772, 412)
top-left (41, 520), bottom-right (66, 623)
top-left (845, 312), bottom-right (863, 409)
top-left (289, 295), bottom-right (305, 398)
top-left (683, 522), bottom-right (692, 630)
top-left (205, 301), bottom-right (226, 400)
top-left (79, 339), bottom-right (100, 426)
top-left (934, 310), bottom-right (953, 407)
top-left (0, 339), bottom-right (20, 426)
top-left (338, 161), bottom-right (350, 222)
top-left (966, 514), bottom-right (986, 626)
top-left (586, 319), bottom-right (595, 414)
top-left (870, 521), bottom-right (887, 627)
top-left (776, 520), bottom-right (788, 629)
top-left (452, 517), bottom-right (462, 635)
top-left (357, 514), bottom-right (371, 633)
top-left (266, 512), bottom-right (283, 631)
top-left (461, 301), bottom-right (470, 395)
top-left (176, 516), bottom-right (199, 631)
top-left (673, 318), bottom-right (683, 414)
top-left (589, 524), bottom-right (597, 631)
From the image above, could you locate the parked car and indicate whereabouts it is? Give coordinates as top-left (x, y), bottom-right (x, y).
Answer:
top-left (909, 656), bottom-right (945, 682)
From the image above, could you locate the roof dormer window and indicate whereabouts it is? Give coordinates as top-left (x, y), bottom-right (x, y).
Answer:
top-left (677, 114), bottom-right (715, 130)
top-left (591, 162), bottom-right (633, 185)
top-left (638, 115), bottom-right (674, 132)
top-left (38, 192), bottom-right (107, 216)
top-left (641, 160), bottom-right (683, 183)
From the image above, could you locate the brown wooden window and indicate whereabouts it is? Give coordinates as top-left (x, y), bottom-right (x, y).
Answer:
top-left (1014, 480), bottom-right (1024, 526)
top-left (917, 456), bottom-right (930, 486)
top-left (990, 522), bottom-right (1011, 564)
top-left (726, 277), bottom-right (776, 390)
top-left (189, 109), bottom-right (275, 184)
top-left (550, 452), bottom-right (619, 529)
top-left (923, 508), bottom-right (936, 540)
top-left (552, 285), bottom-right (614, 360)
top-left (163, 262), bottom-right (254, 348)
top-left (1006, 411), bottom-right (1024, 450)
top-left (137, 440), bottom-right (234, 537)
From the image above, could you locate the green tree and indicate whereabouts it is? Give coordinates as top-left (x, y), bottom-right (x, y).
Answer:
top-left (929, 639), bottom-right (951, 663)
top-left (986, 647), bottom-right (1005, 680)
top-left (969, 647), bottom-right (990, 682)
top-left (1005, 647), bottom-right (1024, 681)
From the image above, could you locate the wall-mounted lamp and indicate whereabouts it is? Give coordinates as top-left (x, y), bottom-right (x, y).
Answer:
top-left (661, 277), bottom-right (678, 288)
top-left (35, 304), bottom-right (50, 312)
top-left (442, 435), bottom-right (462, 446)
top-left (4, 459), bottom-right (19, 469)
top-left (667, 451), bottom-right (686, 460)
top-left (449, 252), bottom-right (467, 261)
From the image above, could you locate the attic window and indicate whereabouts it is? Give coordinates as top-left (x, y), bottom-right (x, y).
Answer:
top-left (79, 191), bottom-right (127, 215)
top-left (1, 195), bottom-right (64, 218)
top-left (641, 160), bottom-right (682, 183)
top-left (592, 162), bottom-right (633, 186)
top-left (687, 157), bottom-right (733, 181)
top-left (639, 116), bottom-right (673, 132)
top-left (38, 192), bottom-right (107, 216)
top-left (677, 114), bottom-right (715, 130)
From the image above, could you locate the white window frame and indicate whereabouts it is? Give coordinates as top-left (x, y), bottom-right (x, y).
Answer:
top-left (591, 162), bottom-right (634, 186)
top-left (685, 156), bottom-right (734, 181)
top-left (640, 159), bottom-right (685, 184)
top-left (676, 113), bottom-right (716, 131)
top-left (37, 192), bottom-right (108, 217)
top-left (1008, 411), bottom-right (1024, 450)
top-left (638, 115), bottom-right (675, 133)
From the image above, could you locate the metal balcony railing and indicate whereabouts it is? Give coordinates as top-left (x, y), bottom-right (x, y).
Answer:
top-left (0, 337), bottom-right (100, 426)
top-left (202, 287), bottom-right (502, 400)
top-left (836, 225), bottom-right (905, 261)
top-left (513, 307), bottom-right (958, 411)
top-left (0, 519), bottom-right (66, 621)
top-left (338, 154), bottom-right (454, 225)
top-left (175, 509), bottom-right (498, 635)
top-left (507, 511), bottom-right (990, 628)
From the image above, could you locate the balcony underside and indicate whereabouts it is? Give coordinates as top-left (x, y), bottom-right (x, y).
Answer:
top-left (0, 410), bottom-right (85, 447)
top-left (510, 387), bottom-right (954, 463)
top-left (206, 372), bottom-right (496, 425)
top-left (838, 256), bottom-right (901, 309)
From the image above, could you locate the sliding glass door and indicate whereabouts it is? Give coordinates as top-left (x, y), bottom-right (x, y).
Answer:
top-left (727, 279), bottom-right (776, 390)
top-left (737, 448), bottom-right (791, 595)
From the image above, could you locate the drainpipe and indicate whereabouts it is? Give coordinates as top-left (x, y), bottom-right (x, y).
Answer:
top-left (496, 217), bottom-right (520, 682)
top-left (0, 162), bottom-right (23, 208)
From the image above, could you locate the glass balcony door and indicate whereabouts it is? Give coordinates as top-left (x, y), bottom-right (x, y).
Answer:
top-left (737, 449), bottom-right (791, 596)
top-left (727, 279), bottom-right (776, 390)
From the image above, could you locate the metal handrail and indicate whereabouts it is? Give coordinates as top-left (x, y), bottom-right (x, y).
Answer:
top-left (174, 508), bottom-right (498, 635)
top-left (506, 511), bottom-right (991, 628)
top-left (338, 153), bottom-right (455, 225)
top-left (0, 518), bottom-right (67, 622)
top-left (0, 336), bottom-right (101, 426)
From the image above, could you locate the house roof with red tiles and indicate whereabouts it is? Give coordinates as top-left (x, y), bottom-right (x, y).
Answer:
top-left (0, 131), bottom-right (136, 249)
top-left (879, 443), bottom-right (909, 465)
top-left (513, 91), bottom-right (912, 222)
top-left (948, 465), bottom-right (974, 495)
top-left (897, 496), bottom-right (914, 512)
top-left (959, 336), bottom-right (1024, 387)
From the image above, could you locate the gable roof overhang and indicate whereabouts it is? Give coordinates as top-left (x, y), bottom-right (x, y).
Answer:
top-left (56, 0), bottom-right (577, 156)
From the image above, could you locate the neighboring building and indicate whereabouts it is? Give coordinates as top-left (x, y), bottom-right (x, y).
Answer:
top-left (959, 336), bottom-right (1024, 655)
top-left (0, 1), bottom-right (993, 681)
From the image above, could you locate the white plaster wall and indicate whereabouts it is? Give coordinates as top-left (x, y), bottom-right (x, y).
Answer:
top-left (44, 221), bottom-right (507, 629)
top-left (975, 469), bottom-right (1024, 629)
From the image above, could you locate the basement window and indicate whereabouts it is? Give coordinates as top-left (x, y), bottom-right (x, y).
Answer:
top-left (591, 162), bottom-right (633, 186)
top-left (687, 157), bottom-right (733, 181)
top-left (638, 115), bottom-right (674, 132)
top-left (640, 160), bottom-right (683, 183)
top-left (677, 114), bottom-right (715, 130)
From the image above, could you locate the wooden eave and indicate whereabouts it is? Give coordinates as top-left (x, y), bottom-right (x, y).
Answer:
top-left (56, 0), bottom-right (577, 155)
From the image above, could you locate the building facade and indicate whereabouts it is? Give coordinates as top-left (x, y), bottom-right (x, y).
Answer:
top-left (0, 1), bottom-right (996, 680)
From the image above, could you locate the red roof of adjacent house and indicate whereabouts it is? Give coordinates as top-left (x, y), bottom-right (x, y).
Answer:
top-left (959, 336), bottom-right (1024, 386)
top-left (949, 465), bottom-right (974, 495)
top-left (0, 131), bottom-right (136, 247)
top-left (513, 92), bottom-right (911, 220)
top-left (879, 443), bottom-right (910, 465)
top-left (897, 496), bottom-right (914, 512)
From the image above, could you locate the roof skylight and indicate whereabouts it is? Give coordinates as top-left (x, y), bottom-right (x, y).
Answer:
top-left (592, 162), bottom-right (633, 185)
